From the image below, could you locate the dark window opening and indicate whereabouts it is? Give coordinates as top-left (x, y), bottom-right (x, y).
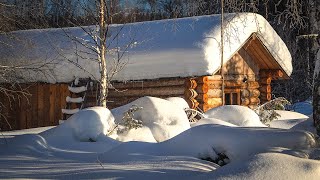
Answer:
top-left (224, 91), bottom-right (240, 105)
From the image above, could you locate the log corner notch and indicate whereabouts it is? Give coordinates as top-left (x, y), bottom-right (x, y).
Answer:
top-left (184, 78), bottom-right (199, 109)
top-left (188, 75), bottom-right (223, 112)
top-left (259, 69), bottom-right (284, 103)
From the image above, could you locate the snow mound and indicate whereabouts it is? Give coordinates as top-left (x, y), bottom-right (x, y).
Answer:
top-left (42, 107), bottom-right (115, 142)
top-left (111, 96), bottom-right (190, 142)
top-left (116, 126), bottom-right (157, 143)
top-left (202, 153), bottom-right (320, 180)
top-left (268, 110), bottom-right (309, 129)
top-left (100, 124), bottom-right (316, 164)
top-left (291, 118), bottom-right (317, 135)
top-left (191, 118), bottom-right (237, 127)
top-left (165, 97), bottom-right (190, 110)
top-left (204, 105), bottom-right (266, 127)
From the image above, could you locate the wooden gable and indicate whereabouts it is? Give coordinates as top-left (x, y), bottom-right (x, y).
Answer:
top-left (242, 33), bottom-right (289, 80)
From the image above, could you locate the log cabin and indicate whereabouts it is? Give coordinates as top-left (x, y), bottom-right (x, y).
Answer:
top-left (0, 13), bottom-right (292, 130)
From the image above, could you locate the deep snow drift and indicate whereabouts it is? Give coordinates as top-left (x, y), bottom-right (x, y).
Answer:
top-left (0, 96), bottom-right (319, 179)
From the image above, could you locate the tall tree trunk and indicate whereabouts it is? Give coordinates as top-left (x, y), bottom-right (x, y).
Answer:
top-left (314, 48), bottom-right (320, 135)
top-left (311, 0), bottom-right (320, 134)
top-left (99, 0), bottom-right (108, 107)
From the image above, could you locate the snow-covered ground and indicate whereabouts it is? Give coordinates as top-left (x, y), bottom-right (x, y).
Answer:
top-left (0, 96), bottom-right (319, 179)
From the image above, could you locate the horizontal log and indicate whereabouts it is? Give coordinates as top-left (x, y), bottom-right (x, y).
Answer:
top-left (259, 85), bottom-right (271, 93)
top-left (195, 75), bottom-right (222, 83)
top-left (196, 96), bottom-right (222, 105)
top-left (241, 89), bottom-right (260, 98)
top-left (260, 69), bottom-right (284, 79)
top-left (225, 81), bottom-right (260, 89)
top-left (249, 97), bottom-right (260, 104)
top-left (196, 81), bottom-right (259, 91)
top-left (199, 102), bottom-right (220, 112)
top-left (185, 79), bottom-right (197, 89)
top-left (259, 77), bottom-right (272, 85)
top-left (108, 86), bottom-right (184, 97)
top-left (196, 75), bottom-right (258, 84)
top-left (241, 98), bottom-right (250, 106)
top-left (198, 89), bottom-right (223, 100)
top-left (184, 89), bottom-right (198, 99)
top-left (110, 78), bottom-right (186, 89)
top-left (186, 98), bottom-right (199, 109)
top-left (260, 93), bottom-right (272, 102)
top-left (195, 84), bottom-right (209, 93)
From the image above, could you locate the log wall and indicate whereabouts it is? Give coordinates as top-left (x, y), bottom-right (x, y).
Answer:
top-left (105, 78), bottom-right (186, 109)
top-left (0, 83), bottom-right (69, 131)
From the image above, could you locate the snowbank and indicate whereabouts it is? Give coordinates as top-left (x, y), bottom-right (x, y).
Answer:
top-left (111, 96), bottom-right (190, 142)
top-left (0, 13), bottom-right (292, 83)
top-left (268, 110), bottom-right (309, 129)
top-left (204, 105), bottom-right (266, 127)
top-left (100, 124), bottom-right (316, 163)
top-left (165, 97), bottom-right (190, 110)
top-left (41, 107), bottom-right (115, 143)
top-left (200, 153), bottom-right (320, 180)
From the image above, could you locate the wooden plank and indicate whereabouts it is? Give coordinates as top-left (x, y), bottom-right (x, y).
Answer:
top-left (19, 93), bottom-right (27, 129)
top-left (37, 84), bottom-right (45, 127)
top-left (43, 84), bottom-right (50, 126)
top-left (30, 85), bottom-right (39, 128)
top-left (0, 91), bottom-right (14, 130)
top-left (54, 84), bottom-right (61, 124)
top-left (49, 85), bottom-right (56, 126)
top-left (25, 86), bottom-right (33, 129)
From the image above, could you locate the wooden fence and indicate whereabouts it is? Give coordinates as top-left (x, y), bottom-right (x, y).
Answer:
top-left (0, 83), bottom-right (69, 131)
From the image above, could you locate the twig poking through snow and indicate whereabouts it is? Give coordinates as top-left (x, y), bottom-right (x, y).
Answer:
top-left (122, 105), bottom-right (143, 130)
top-left (185, 108), bottom-right (205, 123)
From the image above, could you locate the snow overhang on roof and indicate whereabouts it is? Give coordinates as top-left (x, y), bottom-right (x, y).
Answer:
top-left (0, 13), bottom-right (292, 83)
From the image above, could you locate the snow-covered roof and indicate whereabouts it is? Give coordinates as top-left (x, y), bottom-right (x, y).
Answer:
top-left (0, 13), bottom-right (292, 83)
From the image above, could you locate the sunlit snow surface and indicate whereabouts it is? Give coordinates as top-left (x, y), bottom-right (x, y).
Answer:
top-left (1, 97), bottom-right (319, 179)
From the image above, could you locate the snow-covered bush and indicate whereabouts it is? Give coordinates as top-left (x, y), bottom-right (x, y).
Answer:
top-left (111, 96), bottom-right (190, 142)
top-left (204, 105), bottom-right (266, 127)
top-left (184, 108), bottom-right (205, 123)
top-left (121, 105), bottom-right (143, 131)
top-left (254, 97), bottom-right (290, 124)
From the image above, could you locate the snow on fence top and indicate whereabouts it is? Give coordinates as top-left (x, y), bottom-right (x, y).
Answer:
top-left (0, 13), bottom-right (292, 83)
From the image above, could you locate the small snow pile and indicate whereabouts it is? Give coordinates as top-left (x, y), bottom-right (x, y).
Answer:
top-left (203, 153), bottom-right (320, 180)
top-left (204, 105), bottom-right (266, 127)
top-left (42, 107), bottom-right (115, 142)
top-left (268, 110), bottom-right (309, 129)
top-left (165, 97), bottom-right (190, 110)
top-left (111, 96), bottom-right (190, 142)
